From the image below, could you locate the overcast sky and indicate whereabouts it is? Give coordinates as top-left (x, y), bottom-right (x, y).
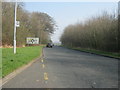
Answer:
top-left (24, 2), bottom-right (117, 43)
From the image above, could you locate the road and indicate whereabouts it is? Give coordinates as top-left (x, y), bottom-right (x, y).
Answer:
top-left (3, 46), bottom-right (118, 88)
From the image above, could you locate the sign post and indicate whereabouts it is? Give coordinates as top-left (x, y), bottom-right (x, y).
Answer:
top-left (13, 1), bottom-right (17, 54)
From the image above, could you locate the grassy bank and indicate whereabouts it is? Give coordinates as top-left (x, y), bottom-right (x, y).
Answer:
top-left (2, 46), bottom-right (44, 77)
top-left (61, 45), bottom-right (120, 59)
top-left (71, 47), bottom-right (120, 59)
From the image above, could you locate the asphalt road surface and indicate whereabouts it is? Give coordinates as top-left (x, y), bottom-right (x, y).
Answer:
top-left (3, 46), bottom-right (118, 88)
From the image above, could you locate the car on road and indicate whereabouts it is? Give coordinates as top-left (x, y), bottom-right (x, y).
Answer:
top-left (46, 43), bottom-right (53, 48)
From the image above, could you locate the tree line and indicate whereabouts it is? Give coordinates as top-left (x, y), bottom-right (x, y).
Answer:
top-left (60, 12), bottom-right (119, 52)
top-left (2, 2), bottom-right (56, 47)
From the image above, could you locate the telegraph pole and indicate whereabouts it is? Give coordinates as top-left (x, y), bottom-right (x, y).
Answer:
top-left (13, 1), bottom-right (17, 54)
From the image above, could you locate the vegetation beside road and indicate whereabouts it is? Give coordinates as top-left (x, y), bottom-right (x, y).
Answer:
top-left (72, 47), bottom-right (120, 59)
top-left (60, 11), bottom-right (120, 57)
top-left (60, 12), bottom-right (119, 52)
top-left (2, 2), bottom-right (56, 46)
top-left (2, 46), bottom-right (44, 77)
top-left (60, 45), bottom-right (120, 59)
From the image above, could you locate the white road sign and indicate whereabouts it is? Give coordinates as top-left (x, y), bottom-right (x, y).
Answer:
top-left (26, 37), bottom-right (39, 44)
top-left (16, 21), bottom-right (20, 27)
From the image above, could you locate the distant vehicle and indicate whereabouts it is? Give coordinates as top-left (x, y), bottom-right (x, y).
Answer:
top-left (46, 43), bottom-right (53, 48)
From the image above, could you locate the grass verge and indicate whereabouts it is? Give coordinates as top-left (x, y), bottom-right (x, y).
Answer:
top-left (2, 46), bottom-right (44, 77)
top-left (71, 47), bottom-right (120, 59)
top-left (60, 45), bottom-right (120, 59)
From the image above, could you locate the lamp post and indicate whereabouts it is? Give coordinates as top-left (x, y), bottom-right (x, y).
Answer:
top-left (13, 1), bottom-right (17, 54)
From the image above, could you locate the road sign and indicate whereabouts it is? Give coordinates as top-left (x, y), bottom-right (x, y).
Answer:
top-left (16, 21), bottom-right (20, 27)
top-left (26, 37), bottom-right (39, 44)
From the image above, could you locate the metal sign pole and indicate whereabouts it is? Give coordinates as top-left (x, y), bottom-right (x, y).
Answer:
top-left (13, 1), bottom-right (17, 54)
